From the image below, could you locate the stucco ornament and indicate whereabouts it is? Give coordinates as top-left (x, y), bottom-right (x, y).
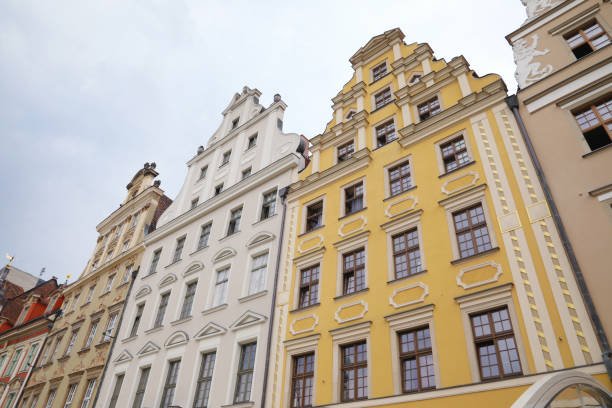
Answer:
top-left (513, 34), bottom-right (553, 88)
top-left (521, 0), bottom-right (561, 19)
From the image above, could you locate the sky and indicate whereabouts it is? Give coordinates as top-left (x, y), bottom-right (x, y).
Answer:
top-left (0, 1), bottom-right (526, 284)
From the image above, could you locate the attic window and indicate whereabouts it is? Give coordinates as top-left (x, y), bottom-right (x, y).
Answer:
top-left (232, 118), bottom-right (240, 129)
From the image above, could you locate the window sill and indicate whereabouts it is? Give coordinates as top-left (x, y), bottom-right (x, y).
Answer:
top-left (142, 271), bottom-right (157, 280)
top-left (170, 316), bottom-right (193, 326)
top-left (253, 213), bottom-right (277, 226)
top-left (218, 162), bottom-right (230, 169)
top-left (289, 302), bottom-right (321, 314)
top-left (298, 225), bottom-right (325, 238)
top-left (370, 100), bottom-right (395, 114)
top-left (387, 270), bottom-right (428, 285)
top-left (369, 72), bottom-right (391, 85)
top-left (238, 290), bottom-right (268, 303)
top-left (333, 288), bottom-right (369, 301)
top-left (339, 207), bottom-right (367, 221)
top-left (189, 245), bottom-right (209, 256)
top-left (77, 348), bottom-right (90, 355)
top-left (582, 142), bottom-right (612, 158)
top-left (57, 355), bottom-right (70, 362)
top-left (94, 341), bottom-right (111, 349)
top-left (99, 291), bottom-right (110, 299)
top-left (383, 185), bottom-right (418, 202)
top-left (221, 402), bottom-right (254, 408)
top-left (202, 303), bottom-right (228, 316)
top-left (450, 247), bottom-right (500, 265)
top-left (438, 160), bottom-right (476, 178)
top-left (121, 336), bottom-right (137, 344)
top-left (144, 326), bottom-right (163, 334)
top-left (164, 259), bottom-right (183, 269)
top-left (220, 231), bottom-right (241, 242)
top-left (118, 281), bottom-right (130, 288)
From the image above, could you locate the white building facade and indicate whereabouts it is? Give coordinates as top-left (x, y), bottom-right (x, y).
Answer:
top-left (95, 87), bottom-right (307, 408)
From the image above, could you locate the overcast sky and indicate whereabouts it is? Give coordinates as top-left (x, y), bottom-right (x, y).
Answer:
top-left (0, 1), bottom-right (526, 284)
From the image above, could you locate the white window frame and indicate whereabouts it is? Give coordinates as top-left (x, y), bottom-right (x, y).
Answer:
top-left (69, 294), bottom-right (80, 313)
top-left (103, 313), bottom-right (118, 343)
top-left (381, 209), bottom-right (425, 282)
top-left (179, 279), bottom-right (198, 320)
top-left (20, 342), bottom-right (39, 372)
top-left (210, 266), bottom-right (230, 308)
top-left (333, 133), bottom-right (357, 165)
top-left (246, 250), bottom-right (269, 296)
top-left (44, 389), bottom-right (56, 408)
top-left (371, 84), bottom-right (394, 111)
top-left (292, 249), bottom-right (325, 310)
top-left (334, 232), bottom-right (369, 297)
top-left (80, 378), bottom-right (96, 408)
top-left (413, 92), bottom-right (444, 124)
top-left (283, 334), bottom-right (320, 408)
top-left (122, 264), bottom-right (133, 285)
top-left (84, 321), bottom-right (99, 349)
top-left (259, 187), bottom-right (278, 221)
top-left (64, 330), bottom-right (78, 356)
top-left (382, 154), bottom-right (415, 199)
top-left (371, 114), bottom-right (398, 149)
top-left (434, 129), bottom-right (475, 176)
top-left (227, 336), bottom-right (260, 405)
top-left (330, 321), bottom-right (372, 403)
top-left (339, 177), bottom-right (367, 218)
top-left (300, 195), bottom-right (327, 235)
top-left (85, 285), bottom-right (96, 304)
top-left (370, 59), bottom-right (389, 83)
top-left (197, 222), bottom-right (212, 251)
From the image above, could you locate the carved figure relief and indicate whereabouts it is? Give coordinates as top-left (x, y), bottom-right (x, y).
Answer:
top-left (513, 34), bottom-right (553, 88)
top-left (521, 0), bottom-right (561, 19)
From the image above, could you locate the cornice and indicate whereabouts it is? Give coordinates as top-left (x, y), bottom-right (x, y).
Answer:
top-left (331, 81), bottom-right (367, 109)
top-left (313, 111), bottom-right (369, 152)
top-left (349, 28), bottom-right (405, 67)
top-left (96, 186), bottom-right (164, 232)
top-left (390, 43), bottom-right (434, 72)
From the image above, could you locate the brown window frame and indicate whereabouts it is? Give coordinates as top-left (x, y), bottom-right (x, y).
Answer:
top-left (440, 136), bottom-right (470, 173)
top-left (305, 202), bottom-right (323, 232)
top-left (453, 204), bottom-right (492, 258)
top-left (372, 62), bottom-right (388, 82)
top-left (398, 326), bottom-right (435, 393)
top-left (344, 182), bottom-right (364, 215)
top-left (417, 97), bottom-right (441, 121)
top-left (342, 248), bottom-right (366, 295)
top-left (291, 353), bottom-right (315, 408)
top-left (374, 87), bottom-right (393, 110)
top-left (564, 20), bottom-right (610, 59)
top-left (470, 307), bottom-right (522, 380)
top-left (572, 96), bottom-right (612, 151)
top-left (392, 228), bottom-right (422, 279)
top-left (375, 120), bottom-right (396, 147)
top-left (340, 341), bottom-right (368, 402)
top-left (298, 265), bottom-right (319, 309)
top-left (337, 141), bottom-right (355, 162)
top-left (388, 161), bottom-right (412, 196)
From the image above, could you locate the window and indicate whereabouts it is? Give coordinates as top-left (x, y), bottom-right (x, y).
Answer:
top-left (103, 314), bottom-right (118, 342)
top-left (392, 229), bottom-right (422, 279)
top-left (149, 249), bottom-right (161, 275)
top-left (440, 136), bottom-right (470, 172)
top-left (232, 117), bottom-right (240, 129)
top-left (180, 282), bottom-right (197, 319)
top-left (234, 342), bottom-right (257, 403)
top-left (409, 73), bottom-right (422, 84)
top-left (84, 321), bottom-right (98, 348)
top-left (470, 307), bottom-right (522, 380)
top-left (44, 389), bottom-right (56, 408)
top-left (80, 379), bottom-right (96, 408)
top-left (248, 253), bottom-right (268, 295)
top-left (227, 207), bottom-right (242, 235)
top-left (103, 234), bottom-right (109, 246)
top-left (247, 133), bottom-right (258, 149)
top-left (398, 327), bottom-right (435, 392)
top-left (341, 342), bottom-right (368, 401)
top-left (28, 394), bottom-right (39, 408)
top-left (212, 268), bottom-right (229, 307)
top-left (573, 97), bottom-right (612, 151)
top-left (337, 141), bottom-right (354, 162)
top-left (191, 198), bottom-right (199, 209)
top-left (160, 360), bottom-right (181, 408)
top-left (193, 352), bottom-right (216, 408)
top-left (453, 204), bottom-right (492, 258)
top-left (108, 374), bottom-right (124, 408)
top-left (344, 182), bottom-right (364, 215)
top-left (130, 304), bottom-right (145, 337)
top-left (342, 248), bottom-right (366, 295)
top-left (418, 97), bottom-right (441, 121)
top-left (346, 111), bottom-right (356, 120)
top-left (388, 161), bottom-right (412, 196)
top-left (50, 337), bottom-right (63, 361)
top-left (372, 62), bottom-right (387, 82)
top-left (5, 392), bottom-right (15, 408)
top-left (130, 213), bottom-right (139, 228)
top-left (374, 87), bottom-right (392, 110)
top-left (122, 239), bottom-right (130, 252)
top-left (85, 285), bottom-right (95, 303)
top-left (17, 305), bottom-right (30, 325)
top-left (173, 236), bottom-right (186, 263)
top-left (122, 264), bottom-right (133, 284)
top-left (564, 20), bottom-right (610, 59)
top-left (69, 294), bottom-right (79, 312)
top-left (63, 383), bottom-right (77, 408)
top-left (105, 250), bottom-right (113, 263)
top-left (298, 265), bottom-right (319, 309)
top-left (242, 167), bottom-right (252, 179)
top-left (376, 120), bottom-right (396, 147)
top-left (115, 223), bottom-right (124, 238)
top-left (104, 275), bottom-right (115, 294)
top-left (154, 293), bottom-right (170, 328)
top-left (221, 150), bottom-right (231, 166)
top-left (132, 367), bottom-right (150, 408)
top-left (214, 183), bottom-right (224, 196)
top-left (260, 190), bottom-right (277, 220)
top-left (91, 260), bottom-right (98, 270)
top-left (277, 118), bottom-right (283, 130)
top-left (199, 165), bottom-right (208, 180)
top-left (305, 201), bottom-right (323, 232)
top-left (4, 349), bottom-right (22, 377)
top-left (38, 345), bottom-right (50, 367)
top-left (65, 331), bottom-right (78, 356)
top-left (198, 223), bottom-right (212, 250)
top-left (291, 353), bottom-right (314, 408)
top-left (20, 343), bottom-right (38, 372)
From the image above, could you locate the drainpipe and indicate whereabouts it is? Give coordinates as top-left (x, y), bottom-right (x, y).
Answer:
top-left (261, 185), bottom-right (290, 408)
top-left (90, 266), bottom-right (140, 408)
top-left (505, 95), bottom-right (612, 381)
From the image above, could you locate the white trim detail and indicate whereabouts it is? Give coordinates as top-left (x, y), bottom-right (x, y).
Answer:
top-left (338, 215), bottom-right (367, 237)
top-left (384, 195), bottom-right (418, 218)
top-left (456, 261), bottom-right (503, 290)
top-left (334, 300), bottom-right (368, 324)
top-left (389, 282), bottom-right (429, 309)
top-left (194, 322), bottom-right (227, 340)
top-left (158, 273), bottom-right (177, 288)
top-left (441, 171), bottom-right (480, 195)
top-left (289, 314), bottom-right (319, 335)
top-left (297, 234), bottom-right (324, 254)
top-left (134, 285), bottom-right (152, 299)
top-left (164, 330), bottom-right (189, 349)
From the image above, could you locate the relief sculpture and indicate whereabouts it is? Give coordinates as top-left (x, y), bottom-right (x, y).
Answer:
top-left (513, 34), bottom-right (553, 88)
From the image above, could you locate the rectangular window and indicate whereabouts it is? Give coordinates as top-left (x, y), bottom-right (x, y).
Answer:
top-left (154, 293), bottom-right (170, 328)
top-left (149, 249), bottom-right (161, 275)
top-left (573, 97), bottom-right (612, 151)
top-left (248, 253), bottom-right (268, 295)
top-left (564, 20), bottom-right (610, 59)
top-left (132, 367), bottom-right (150, 408)
top-left (5, 349), bottom-right (22, 377)
top-left (86, 285), bottom-right (96, 303)
top-left (131, 213), bottom-right (139, 228)
top-left (198, 223), bottom-right (212, 250)
top-left (44, 389), bottom-right (56, 408)
top-left (193, 352), bottom-right (216, 408)
top-left (80, 379), bottom-right (96, 408)
top-left (234, 342), bottom-right (257, 403)
top-left (305, 201), bottom-right (323, 232)
top-left (344, 182), bottom-right (364, 215)
top-left (215, 183), bottom-right (224, 196)
top-left (65, 331), bottom-right (78, 356)
top-left (277, 118), bottom-right (283, 130)
top-left (227, 207), bottom-right (242, 235)
top-left (247, 133), bottom-right (258, 149)
top-left (337, 141), bottom-right (355, 162)
top-left (260, 190), bottom-right (277, 220)
top-left (342, 248), bottom-right (366, 295)
top-left (84, 321), bottom-right (98, 348)
top-left (372, 62), bottom-right (387, 82)
top-left (374, 87), bottom-right (392, 110)
top-left (115, 223), bottom-right (124, 238)
top-left (103, 314), bottom-right (118, 342)
top-left (232, 118), bottom-right (239, 129)
top-left (291, 353), bottom-right (315, 408)
top-left (221, 150), bottom-right (232, 166)
top-left (63, 383), bottom-right (77, 408)
top-left (173, 237), bottom-right (186, 263)
top-left (441, 136), bottom-right (470, 172)
top-left (20, 343), bottom-right (38, 372)
top-left (376, 120), bottom-right (396, 147)
top-left (50, 337), bottom-right (63, 361)
top-left (418, 97), bottom-right (441, 121)
top-left (453, 204), bottom-right (492, 258)
top-left (108, 374), bottom-right (124, 408)
top-left (122, 239), bottom-right (130, 252)
top-left (191, 198), bottom-right (199, 209)
top-left (130, 304), bottom-right (145, 337)
top-left (242, 167), bottom-right (252, 179)
top-left (399, 327), bottom-right (435, 392)
top-left (471, 307), bottom-right (522, 379)
top-left (180, 282), bottom-right (197, 319)
top-left (69, 294), bottom-right (80, 312)
top-left (199, 165), bottom-right (208, 180)
top-left (5, 392), bottom-right (15, 408)
top-left (388, 161), bottom-right (412, 196)
top-left (341, 342), bottom-right (367, 401)
top-left (28, 394), bottom-right (39, 408)
top-left (298, 265), bottom-right (319, 309)
top-left (17, 305), bottom-right (30, 325)
top-left (104, 275), bottom-right (115, 294)
top-left (392, 228), bottom-right (422, 279)
top-left (122, 264), bottom-right (133, 285)
top-left (160, 360), bottom-right (181, 408)
top-left (213, 268), bottom-right (229, 307)
top-left (106, 250), bottom-right (113, 263)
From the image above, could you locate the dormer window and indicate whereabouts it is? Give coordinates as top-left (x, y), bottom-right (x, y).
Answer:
top-left (17, 305), bottom-right (30, 325)
top-left (247, 134), bottom-right (258, 150)
top-left (232, 118), bottom-right (240, 129)
top-left (221, 150), bottom-right (231, 166)
top-left (374, 87), bottom-right (393, 110)
top-left (372, 62), bottom-right (388, 82)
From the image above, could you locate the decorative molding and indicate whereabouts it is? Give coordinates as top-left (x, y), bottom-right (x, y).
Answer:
top-left (498, 211), bottom-right (522, 233)
top-left (334, 300), bottom-right (368, 324)
top-left (213, 247), bottom-right (237, 263)
top-left (289, 314), bottom-right (319, 335)
top-left (246, 231), bottom-right (275, 248)
top-left (527, 200), bottom-right (551, 223)
top-left (136, 340), bottom-right (161, 357)
top-left (158, 273), bottom-right (177, 288)
top-left (389, 282), bottom-right (429, 309)
top-left (338, 215), bottom-right (367, 237)
top-left (164, 330), bottom-right (189, 349)
top-left (385, 195), bottom-right (418, 218)
top-left (230, 310), bottom-right (267, 331)
top-left (441, 171), bottom-right (479, 195)
top-left (297, 234), bottom-right (324, 254)
top-left (113, 349), bottom-right (133, 364)
top-left (457, 261), bottom-right (503, 290)
top-left (195, 322), bottom-right (227, 340)
top-left (183, 261), bottom-right (204, 277)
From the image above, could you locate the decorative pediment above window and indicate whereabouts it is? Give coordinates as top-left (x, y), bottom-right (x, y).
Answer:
top-left (184, 261), bottom-right (204, 277)
top-left (137, 341), bottom-right (160, 357)
top-left (213, 247), bottom-right (236, 263)
top-left (246, 231), bottom-right (275, 248)
top-left (195, 322), bottom-right (227, 340)
top-left (134, 285), bottom-right (152, 299)
top-left (113, 349), bottom-right (133, 364)
top-left (158, 273), bottom-right (177, 288)
top-left (164, 331), bottom-right (189, 349)
top-left (408, 71), bottom-right (423, 85)
top-left (345, 109), bottom-right (357, 120)
top-left (230, 310), bottom-right (267, 331)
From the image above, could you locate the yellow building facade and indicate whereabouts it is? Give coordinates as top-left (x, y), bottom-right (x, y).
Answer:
top-left (266, 29), bottom-right (611, 408)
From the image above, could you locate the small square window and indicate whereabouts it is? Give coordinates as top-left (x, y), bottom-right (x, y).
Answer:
top-left (215, 184), bottom-right (224, 196)
top-left (374, 88), bottom-right (393, 110)
top-left (221, 151), bottom-right (231, 166)
top-left (337, 141), bottom-right (355, 162)
top-left (418, 97), bottom-right (441, 121)
top-left (440, 136), bottom-right (470, 173)
top-left (305, 201), bottom-right (323, 232)
top-left (564, 20), bottom-right (610, 59)
top-left (344, 182), bottom-right (364, 215)
top-left (376, 120), bottom-right (396, 147)
top-left (242, 168), bottom-right (252, 179)
top-left (232, 118), bottom-right (240, 129)
top-left (199, 166), bottom-right (208, 180)
top-left (372, 62), bottom-right (388, 82)
top-left (247, 134), bottom-right (257, 150)
top-left (572, 97), bottom-right (612, 151)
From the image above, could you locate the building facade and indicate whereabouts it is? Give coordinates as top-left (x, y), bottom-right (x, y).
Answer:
top-left (21, 163), bottom-right (170, 408)
top-left (0, 278), bottom-right (61, 408)
top-left (506, 0), bottom-right (612, 366)
top-left (267, 28), bottom-right (611, 408)
top-left (96, 87), bottom-right (308, 408)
